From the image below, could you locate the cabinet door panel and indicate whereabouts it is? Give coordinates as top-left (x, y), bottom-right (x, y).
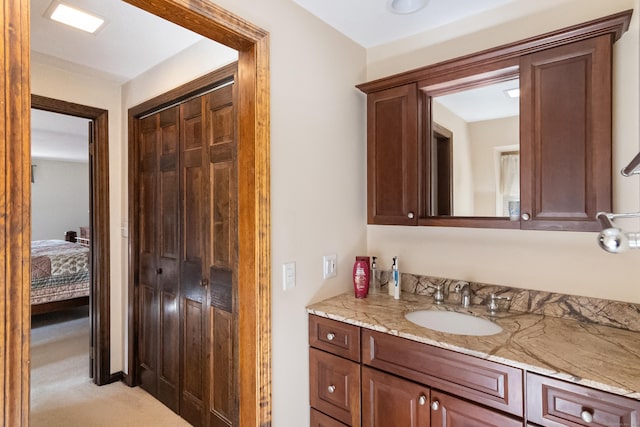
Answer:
top-left (310, 348), bottom-right (361, 426)
top-left (431, 391), bottom-right (523, 426)
top-left (367, 84), bottom-right (419, 225)
top-left (362, 366), bottom-right (429, 427)
top-left (520, 35), bottom-right (612, 231)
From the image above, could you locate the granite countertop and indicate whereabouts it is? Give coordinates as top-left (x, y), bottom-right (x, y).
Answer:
top-left (306, 291), bottom-right (640, 400)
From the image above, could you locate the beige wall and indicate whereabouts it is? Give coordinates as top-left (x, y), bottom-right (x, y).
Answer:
top-left (367, 0), bottom-right (640, 305)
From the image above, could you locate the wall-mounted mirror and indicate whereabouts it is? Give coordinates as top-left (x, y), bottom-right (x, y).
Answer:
top-left (427, 77), bottom-right (520, 218)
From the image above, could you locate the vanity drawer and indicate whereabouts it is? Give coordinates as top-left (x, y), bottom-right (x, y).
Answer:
top-left (310, 348), bottom-right (361, 426)
top-left (310, 408), bottom-right (349, 427)
top-left (362, 329), bottom-right (523, 417)
top-left (309, 315), bottom-right (360, 362)
top-left (526, 373), bottom-right (640, 427)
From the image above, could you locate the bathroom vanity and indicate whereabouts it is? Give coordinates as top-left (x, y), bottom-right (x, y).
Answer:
top-left (307, 291), bottom-right (640, 426)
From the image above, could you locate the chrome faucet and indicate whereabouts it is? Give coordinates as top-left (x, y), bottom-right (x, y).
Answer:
top-left (454, 281), bottom-right (471, 308)
top-left (426, 281), bottom-right (446, 304)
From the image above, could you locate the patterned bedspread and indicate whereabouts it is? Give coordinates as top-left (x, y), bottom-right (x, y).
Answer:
top-left (31, 240), bottom-right (90, 305)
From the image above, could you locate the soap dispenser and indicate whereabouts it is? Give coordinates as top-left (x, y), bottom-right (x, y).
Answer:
top-left (391, 256), bottom-right (400, 300)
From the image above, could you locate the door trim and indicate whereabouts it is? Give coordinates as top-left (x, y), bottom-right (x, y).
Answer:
top-left (30, 95), bottom-right (113, 386)
top-left (3, 0), bottom-right (270, 425)
top-left (121, 2), bottom-right (272, 426)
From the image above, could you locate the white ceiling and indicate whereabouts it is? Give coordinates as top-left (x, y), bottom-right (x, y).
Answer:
top-left (292, 0), bottom-right (519, 48)
top-left (30, 0), bottom-right (205, 82)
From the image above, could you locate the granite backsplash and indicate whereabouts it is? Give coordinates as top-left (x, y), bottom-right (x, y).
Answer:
top-left (374, 271), bottom-right (640, 333)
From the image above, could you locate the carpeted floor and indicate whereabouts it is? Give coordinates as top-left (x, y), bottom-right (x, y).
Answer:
top-left (30, 307), bottom-right (190, 427)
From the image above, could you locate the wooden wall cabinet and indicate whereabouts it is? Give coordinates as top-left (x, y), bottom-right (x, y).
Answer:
top-left (366, 84), bottom-right (419, 225)
top-left (519, 36), bottom-right (612, 231)
top-left (358, 11), bottom-right (632, 231)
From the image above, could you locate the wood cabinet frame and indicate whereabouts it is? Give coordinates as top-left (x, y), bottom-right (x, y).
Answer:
top-left (1, 0), bottom-right (271, 425)
top-left (358, 10), bottom-right (632, 230)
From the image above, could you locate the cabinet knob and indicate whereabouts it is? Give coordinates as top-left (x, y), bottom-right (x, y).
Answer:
top-left (326, 332), bottom-right (335, 341)
top-left (408, 212), bottom-right (415, 219)
top-left (418, 394), bottom-right (427, 406)
top-left (200, 278), bottom-right (209, 287)
top-left (431, 400), bottom-right (440, 411)
top-left (521, 213), bottom-right (531, 221)
top-left (327, 385), bottom-right (336, 394)
top-left (581, 409), bottom-right (594, 423)
top-left (156, 268), bottom-right (163, 275)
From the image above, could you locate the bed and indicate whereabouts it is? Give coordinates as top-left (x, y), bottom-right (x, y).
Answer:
top-left (31, 239), bottom-right (90, 315)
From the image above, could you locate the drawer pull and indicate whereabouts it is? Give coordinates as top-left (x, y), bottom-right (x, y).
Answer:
top-left (418, 394), bottom-right (427, 406)
top-left (327, 385), bottom-right (336, 393)
top-left (326, 332), bottom-right (336, 341)
top-left (581, 409), bottom-right (594, 423)
top-left (431, 400), bottom-right (440, 411)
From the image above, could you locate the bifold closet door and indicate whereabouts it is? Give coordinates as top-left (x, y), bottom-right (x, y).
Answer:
top-left (137, 106), bottom-right (181, 412)
top-left (136, 80), bottom-right (238, 427)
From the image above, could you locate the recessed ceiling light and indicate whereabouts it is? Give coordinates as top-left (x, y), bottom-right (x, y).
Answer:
top-left (505, 88), bottom-right (520, 99)
top-left (46, 2), bottom-right (105, 34)
top-left (388, 0), bottom-right (430, 15)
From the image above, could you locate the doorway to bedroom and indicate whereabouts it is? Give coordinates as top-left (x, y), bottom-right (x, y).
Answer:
top-left (30, 95), bottom-right (113, 391)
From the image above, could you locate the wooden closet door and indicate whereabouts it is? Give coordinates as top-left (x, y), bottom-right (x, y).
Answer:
top-left (205, 84), bottom-right (238, 427)
top-left (179, 96), bottom-right (209, 426)
top-left (137, 107), bottom-right (181, 412)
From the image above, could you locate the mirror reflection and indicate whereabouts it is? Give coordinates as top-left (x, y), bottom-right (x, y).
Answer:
top-left (429, 78), bottom-right (520, 218)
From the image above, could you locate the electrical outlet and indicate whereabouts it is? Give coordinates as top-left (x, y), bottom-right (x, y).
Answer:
top-left (323, 254), bottom-right (337, 279)
top-left (283, 262), bottom-right (296, 290)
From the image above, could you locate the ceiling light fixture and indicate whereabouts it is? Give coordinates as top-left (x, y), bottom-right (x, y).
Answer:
top-left (46, 2), bottom-right (105, 34)
top-left (505, 88), bottom-right (520, 98)
top-left (388, 0), bottom-right (430, 15)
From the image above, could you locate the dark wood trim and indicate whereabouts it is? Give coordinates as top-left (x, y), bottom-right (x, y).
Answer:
top-left (122, 2), bottom-right (271, 425)
top-left (30, 95), bottom-right (112, 387)
top-left (30, 296), bottom-right (89, 316)
top-left (357, 10), bottom-right (632, 94)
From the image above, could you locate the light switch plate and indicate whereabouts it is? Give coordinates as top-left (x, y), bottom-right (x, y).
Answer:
top-left (323, 254), bottom-right (337, 279)
top-left (283, 262), bottom-right (296, 290)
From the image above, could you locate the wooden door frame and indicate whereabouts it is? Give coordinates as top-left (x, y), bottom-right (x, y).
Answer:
top-left (30, 95), bottom-right (113, 386)
top-left (2, 0), bottom-right (271, 425)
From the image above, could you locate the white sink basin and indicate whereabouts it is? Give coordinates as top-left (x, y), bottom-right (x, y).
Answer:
top-left (405, 309), bottom-right (503, 336)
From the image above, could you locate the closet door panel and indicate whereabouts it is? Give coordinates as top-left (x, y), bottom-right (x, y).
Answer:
top-left (157, 107), bottom-right (180, 411)
top-left (206, 85), bottom-right (238, 427)
top-left (180, 97), bottom-right (208, 426)
top-left (137, 114), bottom-right (159, 395)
